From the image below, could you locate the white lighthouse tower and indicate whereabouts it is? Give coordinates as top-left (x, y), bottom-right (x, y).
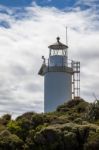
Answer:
top-left (38, 37), bottom-right (80, 112)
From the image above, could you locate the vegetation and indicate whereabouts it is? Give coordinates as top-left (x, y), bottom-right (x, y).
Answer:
top-left (0, 98), bottom-right (99, 150)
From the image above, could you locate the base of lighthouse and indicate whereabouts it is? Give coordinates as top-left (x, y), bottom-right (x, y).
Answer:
top-left (44, 72), bottom-right (72, 112)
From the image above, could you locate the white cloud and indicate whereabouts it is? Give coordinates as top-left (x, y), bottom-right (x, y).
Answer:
top-left (0, 4), bottom-right (99, 117)
top-left (76, 0), bottom-right (99, 7)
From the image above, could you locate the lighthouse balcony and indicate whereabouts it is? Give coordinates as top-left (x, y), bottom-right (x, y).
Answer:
top-left (38, 63), bottom-right (73, 76)
top-left (46, 66), bottom-right (73, 74)
top-left (38, 59), bottom-right (80, 76)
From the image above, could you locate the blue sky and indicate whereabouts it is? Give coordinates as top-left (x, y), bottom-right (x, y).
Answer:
top-left (0, 0), bottom-right (98, 9)
top-left (0, 0), bottom-right (75, 7)
top-left (0, 0), bottom-right (32, 7)
top-left (0, 0), bottom-right (98, 117)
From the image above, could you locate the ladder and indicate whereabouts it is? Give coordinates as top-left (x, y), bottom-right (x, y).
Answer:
top-left (72, 61), bottom-right (80, 100)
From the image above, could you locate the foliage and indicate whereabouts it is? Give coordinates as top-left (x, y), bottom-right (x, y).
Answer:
top-left (85, 100), bottom-right (99, 122)
top-left (7, 120), bottom-right (21, 135)
top-left (84, 131), bottom-right (99, 150)
top-left (0, 130), bottom-right (23, 149)
top-left (0, 114), bottom-right (11, 126)
top-left (0, 99), bottom-right (99, 150)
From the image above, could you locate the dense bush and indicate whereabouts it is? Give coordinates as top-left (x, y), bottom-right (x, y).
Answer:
top-left (85, 100), bottom-right (99, 121)
top-left (0, 114), bottom-right (11, 126)
top-left (0, 130), bottom-right (23, 149)
top-left (0, 99), bottom-right (98, 150)
top-left (84, 132), bottom-right (99, 150)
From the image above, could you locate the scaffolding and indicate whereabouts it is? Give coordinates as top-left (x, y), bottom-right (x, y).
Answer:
top-left (72, 61), bottom-right (80, 100)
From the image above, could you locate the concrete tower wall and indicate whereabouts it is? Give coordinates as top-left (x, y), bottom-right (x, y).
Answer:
top-left (44, 72), bottom-right (72, 112)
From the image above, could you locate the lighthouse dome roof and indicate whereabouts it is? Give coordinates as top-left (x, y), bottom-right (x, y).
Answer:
top-left (48, 37), bottom-right (68, 50)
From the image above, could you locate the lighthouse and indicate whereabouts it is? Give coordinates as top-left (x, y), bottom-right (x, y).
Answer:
top-left (38, 37), bottom-right (80, 112)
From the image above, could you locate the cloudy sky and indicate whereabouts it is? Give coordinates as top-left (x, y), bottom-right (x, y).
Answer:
top-left (0, 0), bottom-right (99, 117)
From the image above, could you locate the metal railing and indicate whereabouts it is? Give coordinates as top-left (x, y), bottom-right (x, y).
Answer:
top-left (43, 58), bottom-right (74, 69)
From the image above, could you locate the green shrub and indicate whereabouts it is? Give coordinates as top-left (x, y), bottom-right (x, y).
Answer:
top-left (74, 118), bottom-right (83, 124)
top-left (63, 131), bottom-right (79, 150)
top-left (7, 120), bottom-right (21, 134)
top-left (0, 114), bottom-right (11, 126)
top-left (0, 130), bottom-right (23, 149)
top-left (16, 112), bottom-right (36, 121)
top-left (84, 132), bottom-right (99, 150)
top-left (34, 127), bottom-right (63, 150)
top-left (85, 100), bottom-right (99, 121)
